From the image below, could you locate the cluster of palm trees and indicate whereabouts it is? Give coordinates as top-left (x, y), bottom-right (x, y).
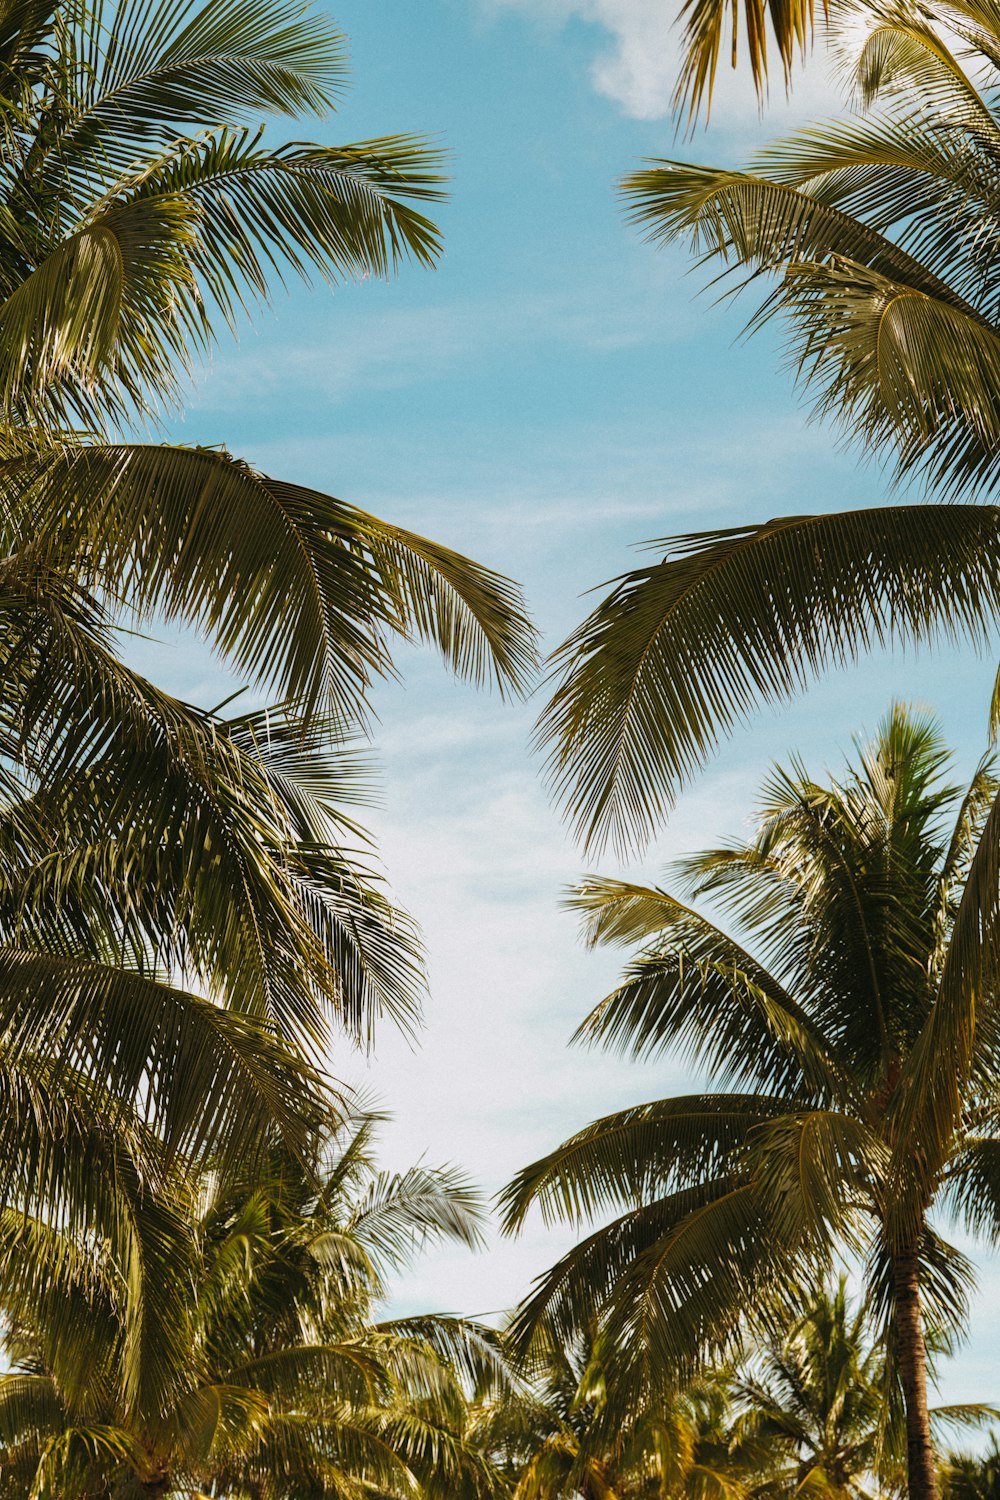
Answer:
top-left (2, 0), bottom-right (1000, 1494)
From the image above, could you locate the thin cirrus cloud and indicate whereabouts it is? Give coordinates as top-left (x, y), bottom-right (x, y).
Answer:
top-left (186, 279), bottom-right (700, 415)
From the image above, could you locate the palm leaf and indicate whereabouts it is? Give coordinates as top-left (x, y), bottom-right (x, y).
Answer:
top-left (568, 879), bottom-right (839, 1093)
top-left (0, 949), bottom-right (336, 1164)
top-left (12, 443), bottom-right (536, 712)
top-left (540, 506), bottom-right (1000, 853)
top-left (499, 1093), bottom-right (794, 1232)
top-left (672, 0), bottom-right (817, 121)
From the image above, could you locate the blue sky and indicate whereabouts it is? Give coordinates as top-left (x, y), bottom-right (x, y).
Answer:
top-left (140, 0), bottom-right (1000, 1406)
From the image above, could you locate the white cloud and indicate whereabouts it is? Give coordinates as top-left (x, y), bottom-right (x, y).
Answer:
top-left (336, 690), bottom-right (746, 1321)
top-left (483, 0), bottom-right (843, 127)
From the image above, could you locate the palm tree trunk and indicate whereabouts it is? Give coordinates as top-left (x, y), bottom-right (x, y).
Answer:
top-left (892, 1247), bottom-right (939, 1500)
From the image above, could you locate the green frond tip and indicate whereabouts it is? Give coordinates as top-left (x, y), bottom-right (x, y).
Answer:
top-left (673, 0), bottom-right (821, 121)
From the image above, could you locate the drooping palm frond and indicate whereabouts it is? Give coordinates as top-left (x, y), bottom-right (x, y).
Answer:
top-left (621, 3), bottom-right (1000, 492)
top-left (348, 1164), bottom-right (486, 1276)
top-left (0, 139), bottom-right (446, 427)
top-left (148, 130), bottom-right (446, 317)
top-left (0, 0), bottom-right (448, 429)
top-left (0, 586), bottom-right (424, 1042)
top-left (375, 1318), bottom-right (511, 1400)
top-left (499, 1094), bottom-right (796, 1232)
top-left (537, 5), bottom-right (1000, 863)
top-left (514, 1174), bottom-right (810, 1380)
top-left (541, 507), bottom-right (1000, 854)
top-left (671, 0), bottom-right (819, 122)
top-left (0, 951), bottom-right (335, 1166)
top-left (2, 443), bottom-right (536, 714)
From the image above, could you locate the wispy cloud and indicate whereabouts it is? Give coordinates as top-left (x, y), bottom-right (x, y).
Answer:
top-left (187, 275), bottom-right (697, 415)
top-left (339, 693), bottom-right (747, 1319)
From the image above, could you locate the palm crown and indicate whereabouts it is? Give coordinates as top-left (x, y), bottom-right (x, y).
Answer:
top-left (506, 707), bottom-right (1000, 1500)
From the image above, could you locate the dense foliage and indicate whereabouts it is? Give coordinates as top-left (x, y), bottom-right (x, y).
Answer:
top-left (0, 2), bottom-right (536, 1481)
top-left (0, 1111), bottom-right (510, 1498)
top-left (540, 0), bottom-right (1000, 858)
top-left (3, 5), bottom-right (1000, 1500)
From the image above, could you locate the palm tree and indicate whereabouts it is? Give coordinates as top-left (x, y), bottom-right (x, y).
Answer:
top-left (539, 0), bottom-right (1000, 860)
top-left (0, 1108), bottom-right (511, 1499)
top-left (0, 0), bottom-right (535, 1269)
top-left (734, 1278), bottom-right (904, 1500)
top-left (0, 0), bottom-right (532, 716)
top-left (734, 1277), bottom-right (994, 1500)
top-left (505, 706), bottom-right (1000, 1500)
top-left (474, 1322), bottom-right (747, 1500)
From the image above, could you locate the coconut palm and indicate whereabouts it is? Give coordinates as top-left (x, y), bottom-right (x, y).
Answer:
top-left (474, 1321), bottom-right (748, 1500)
top-left (540, 0), bottom-right (1000, 860)
top-left (0, 0), bottom-right (533, 849)
top-left (506, 706), bottom-right (1000, 1500)
top-left (0, 1107), bottom-right (512, 1500)
top-left (0, 0), bottom-right (532, 718)
top-left (734, 1278), bottom-right (904, 1500)
top-left (736, 1277), bottom-right (996, 1500)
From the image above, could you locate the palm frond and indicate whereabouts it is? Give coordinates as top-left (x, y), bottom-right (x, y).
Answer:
top-left (568, 879), bottom-right (839, 1094)
top-left (540, 506), bottom-right (1000, 853)
top-left (0, 949), bottom-right (336, 1165)
top-left (672, 0), bottom-right (817, 122)
top-left (14, 443), bottom-right (536, 711)
top-left (349, 1164), bottom-right (486, 1273)
top-left (499, 1094), bottom-right (791, 1232)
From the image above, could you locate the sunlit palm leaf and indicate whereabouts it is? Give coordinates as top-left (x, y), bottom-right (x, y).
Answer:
top-left (672, 0), bottom-right (818, 121)
top-left (10, 443), bottom-right (536, 712)
top-left (499, 1094), bottom-right (793, 1231)
top-left (570, 877), bottom-right (838, 1092)
top-left (541, 506), bottom-right (1000, 853)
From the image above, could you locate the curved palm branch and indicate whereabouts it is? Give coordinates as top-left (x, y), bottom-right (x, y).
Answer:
top-left (540, 506), bottom-right (1000, 854)
top-left (0, 595), bottom-right (423, 1040)
top-left (499, 1094), bottom-right (797, 1232)
top-left (548, 5), bottom-right (1000, 860)
top-left (7, 442), bottom-right (535, 712)
top-left (0, 0), bottom-right (445, 428)
top-left (621, 5), bottom-right (1000, 484)
top-left (569, 877), bottom-right (839, 1093)
top-left (348, 1164), bottom-right (486, 1275)
top-left (0, 951), bottom-right (335, 1164)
